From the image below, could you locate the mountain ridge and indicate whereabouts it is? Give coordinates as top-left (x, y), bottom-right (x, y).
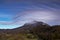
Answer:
top-left (0, 21), bottom-right (60, 40)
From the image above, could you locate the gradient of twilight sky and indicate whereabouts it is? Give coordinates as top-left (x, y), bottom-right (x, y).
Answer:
top-left (0, 0), bottom-right (60, 29)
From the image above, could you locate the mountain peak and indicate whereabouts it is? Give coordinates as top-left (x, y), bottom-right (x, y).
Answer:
top-left (23, 21), bottom-right (50, 27)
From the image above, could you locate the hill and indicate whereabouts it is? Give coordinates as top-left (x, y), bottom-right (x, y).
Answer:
top-left (0, 21), bottom-right (60, 40)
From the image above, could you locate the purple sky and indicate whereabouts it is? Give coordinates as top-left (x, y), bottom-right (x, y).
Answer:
top-left (0, 0), bottom-right (60, 29)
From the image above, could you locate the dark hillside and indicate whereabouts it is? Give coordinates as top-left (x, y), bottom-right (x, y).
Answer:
top-left (0, 21), bottom-right (60, 40)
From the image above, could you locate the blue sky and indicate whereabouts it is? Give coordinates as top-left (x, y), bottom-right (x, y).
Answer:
top-left (0, 0), bottom-right (60, 29)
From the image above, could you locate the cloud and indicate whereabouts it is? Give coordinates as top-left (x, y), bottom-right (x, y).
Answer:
top-left (0, 21), bottom-right (12, 25)
top-left (13, 10), bottom-right (59, 25)
top-left (0, 14), bottom-right (14, 25)
top-left (0, 0), bottom-right (60, 29)
top-left (0, 10), bottom-right (59, 29)
top-left (0, 14), bottom-right (11, 17)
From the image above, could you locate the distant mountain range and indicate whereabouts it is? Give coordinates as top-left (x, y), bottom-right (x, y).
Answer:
top-left (0, 21), bottom-right (60, 40)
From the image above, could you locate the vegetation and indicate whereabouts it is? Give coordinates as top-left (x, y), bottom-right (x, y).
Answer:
top-left (0, 22), bottom-right (60, 40)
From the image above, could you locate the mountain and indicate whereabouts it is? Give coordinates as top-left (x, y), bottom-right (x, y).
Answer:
top-left (0, 21), bottom-right (50, 33)
top-left (13, 21), bottom-right (50, 33)
top-left (0, 21), bottom-right (60, 40)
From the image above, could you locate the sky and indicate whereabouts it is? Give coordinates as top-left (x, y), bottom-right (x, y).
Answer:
top-left (0, 0), bottom-right (60, 29)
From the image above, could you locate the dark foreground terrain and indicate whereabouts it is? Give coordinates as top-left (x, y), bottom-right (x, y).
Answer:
top-left (0, 21), bottom-right (60, 40)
